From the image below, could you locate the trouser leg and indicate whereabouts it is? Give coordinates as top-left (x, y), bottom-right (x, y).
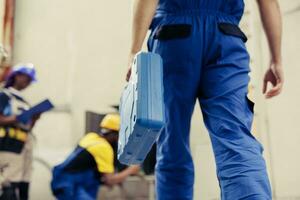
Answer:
top-left (18, 182), bottom-right (29, 200)
top-left (148, 20), bottom-right (203, 199)
top-left (199, 34), bottom-right (272, 199)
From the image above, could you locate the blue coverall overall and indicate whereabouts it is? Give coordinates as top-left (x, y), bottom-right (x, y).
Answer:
top-left (51, 148), bottom-right (100, 200)
top-left (147, 0), bottom-right (272, 199)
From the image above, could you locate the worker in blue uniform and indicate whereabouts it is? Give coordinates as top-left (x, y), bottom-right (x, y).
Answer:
top-left (51, 114), bottom-right (140, 200)
top-left (126, 0), bottom-right (283, 199)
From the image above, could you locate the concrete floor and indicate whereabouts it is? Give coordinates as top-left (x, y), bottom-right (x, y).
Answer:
top-left (29, 160), bottom-right (300, 200)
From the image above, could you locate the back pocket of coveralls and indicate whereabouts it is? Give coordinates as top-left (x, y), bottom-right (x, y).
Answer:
top-left (218, 23), bottom-right (248, 43)
top-left (154, 24), bottom-right (192, 40)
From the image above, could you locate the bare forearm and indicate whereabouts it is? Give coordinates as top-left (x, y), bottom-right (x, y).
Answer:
top-left (0, 115), bottom-right (17, 126)
top-left (103, 165), bottom-right (140, 185)
top-left (113, 165), bottom-right (140, 182)
top-left (119, 165), bottom-right (140, 177)
top-left (130, 0), bottom-right (158, 54)
top-left (258, 0), bottom-right (284, 98)
top-left (257, 0), bottom-right (282, 63)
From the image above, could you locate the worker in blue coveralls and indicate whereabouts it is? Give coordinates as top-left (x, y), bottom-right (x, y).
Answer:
top-left (51, 114), bottom-right (140, 200)
top-left (126, 0), bottom-right (283, 199)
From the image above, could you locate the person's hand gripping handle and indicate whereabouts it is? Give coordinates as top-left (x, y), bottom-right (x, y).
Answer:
top-left (126, 0), bottom-right (158, 81)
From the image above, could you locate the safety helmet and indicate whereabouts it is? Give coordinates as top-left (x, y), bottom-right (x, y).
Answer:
top-left (5, 63), bottom-right (37, 88)
top-left (100, 114), bottom-right (120, 134)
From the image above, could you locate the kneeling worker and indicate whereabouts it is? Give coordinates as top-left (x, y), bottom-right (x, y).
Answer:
top-left (51, 114), bottom-right (140, 200)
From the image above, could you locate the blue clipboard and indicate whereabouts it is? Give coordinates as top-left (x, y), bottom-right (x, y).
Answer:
top-left (17, 99), bottom-right (54, 124)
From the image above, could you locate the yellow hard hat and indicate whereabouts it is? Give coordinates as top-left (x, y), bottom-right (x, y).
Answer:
top-left (100, 114), bottom-right (120, 133)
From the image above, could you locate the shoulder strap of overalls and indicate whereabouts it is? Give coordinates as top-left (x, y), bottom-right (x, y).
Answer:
top-left (2, 88), bottom-right (30, 107)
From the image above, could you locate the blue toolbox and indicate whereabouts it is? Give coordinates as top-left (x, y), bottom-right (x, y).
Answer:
top-left (118, 52), bottom-right (165, 165)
